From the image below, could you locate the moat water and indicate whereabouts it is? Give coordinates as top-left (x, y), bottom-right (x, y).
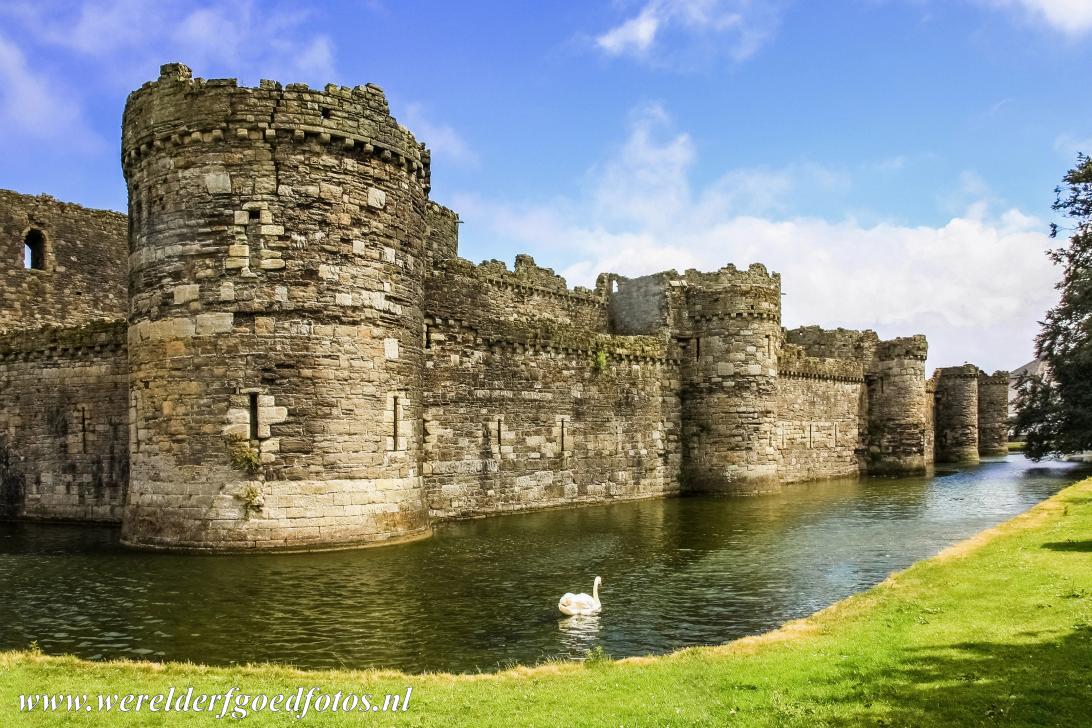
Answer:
top-left (0, 455), bottom-right (1084, 673)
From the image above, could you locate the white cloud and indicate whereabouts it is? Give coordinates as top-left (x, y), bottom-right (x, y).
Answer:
top-left (594, 0), bottom-right (784, 66)
top-left (1054, 133), bottom-right (1092, 159)
top-left (0, 0), bottom-right (337, 153)
top-left (0, 34), bottom-right (101, 150)
top-left (597, 7), bottom-right (662, 55)
top-left (0, 1), bottom-right (336, 84)
top-left (979, 0), bottom-right (1092, 35)
top-left (454, 106), bottom-right (1058, 373)
top-left (399, 103), bottom-right (478, 167)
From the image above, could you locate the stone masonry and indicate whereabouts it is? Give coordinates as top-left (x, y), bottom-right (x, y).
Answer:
top-left (0, 63), bottom-right (1009, 549)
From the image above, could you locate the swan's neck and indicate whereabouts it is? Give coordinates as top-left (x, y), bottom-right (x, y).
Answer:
top-left (592, 578), bottom-right (600, 601)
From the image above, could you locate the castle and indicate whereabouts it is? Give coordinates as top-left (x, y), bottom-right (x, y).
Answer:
top-left (0, 64), bottom-right (1009, 552)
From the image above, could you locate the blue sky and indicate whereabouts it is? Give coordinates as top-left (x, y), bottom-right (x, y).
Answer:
top-left (2, 0), bottom-right (1091, 372)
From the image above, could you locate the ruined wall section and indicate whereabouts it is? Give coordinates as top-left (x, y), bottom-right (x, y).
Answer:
top-left (607, 272), bottom-right (674, 336)
top-left (784, 326), bottom-right (879, 364)
top-left (425, 202), bottom-right (459, 263)
top-left (0, 321), bottom-right (128, 521)
top-left (776, 343), bottom-right (866, 483)
top-left (121, 64), bottom-right (431, 551)
top-left (934, 365), bottom-right (980, 463)
top-left (0, 190), bottom-right (127, 333)
top-left (978, 370), bottom-right (1009, 456)
top-left (427, 255), bottom-right (608, 335)
top-left (423, 259), bottom-right (679, 518)
top-left (676, 265), bottom-right (782, 492)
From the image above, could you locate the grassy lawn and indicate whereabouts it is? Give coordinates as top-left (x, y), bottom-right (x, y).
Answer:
top-left (2, 478), bottom-right (1090, 727)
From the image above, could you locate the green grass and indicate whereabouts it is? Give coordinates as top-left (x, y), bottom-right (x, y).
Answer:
top-left (3, 479), bottom-right (1092, 727)
top-left (1008, 441), bottom-right (1027, 452)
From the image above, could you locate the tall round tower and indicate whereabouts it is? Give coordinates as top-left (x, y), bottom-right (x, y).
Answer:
top-left (121, 63), bottom-right (431, 551)
top-left (977, 370), bottom-right (1010, 456)
top-left (933, 365), bottom-right (980, 464)
top-left (679, 264), bottom-right (782, 492)
top-left (867, 336), bottom-right (929, 474)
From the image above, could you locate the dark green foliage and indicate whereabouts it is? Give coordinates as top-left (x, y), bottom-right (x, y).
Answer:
top-left (1015, 154), bottom-right (1092, 458)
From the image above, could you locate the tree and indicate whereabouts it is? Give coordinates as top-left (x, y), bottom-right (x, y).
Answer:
top-left (1014, 153), bottom-right (1092, 458)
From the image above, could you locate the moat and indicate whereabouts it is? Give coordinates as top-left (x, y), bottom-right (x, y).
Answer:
top-left (0, 455), bottom-right (1083, 674)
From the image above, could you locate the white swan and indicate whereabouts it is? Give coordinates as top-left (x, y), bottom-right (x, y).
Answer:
top-left (558, 576), bottom-right (602, 616)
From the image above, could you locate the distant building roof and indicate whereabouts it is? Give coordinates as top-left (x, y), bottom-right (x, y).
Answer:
top-left (1010, 358), bottom-right (1049, 381)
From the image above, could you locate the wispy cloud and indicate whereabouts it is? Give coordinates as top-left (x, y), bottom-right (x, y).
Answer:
top-left (399, 103), bottom-right (478, 167)
top-left (0, 1), bottom-right (337, 85)
top-left (1054, 133), bottom-right (1092, 159)
top-left (0, 1), bottom-right (337, 154)
top-left (977, 0), bottom-right (1092, 35)
top-left (0, 34), bottom-right (102, 151)
top-left (454, 105), bottom-right (1056, 372)
top-left (593, 0), bottom-right (786, 67)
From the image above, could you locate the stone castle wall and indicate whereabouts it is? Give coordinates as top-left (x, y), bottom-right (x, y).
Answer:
top-left (934, 364), bottom-right (981, 463)
top-left (0, 321), bottom-right (129, 521)
top-left (674, 265), bottom-right (783, 491)
top-left (0, 63), bottom-right (1012, 551)
top-left (422, 256), bottom-right (679, 518)
top-left (0, 190), bottom-right (127, 333)
top-left (121, 64), bottom-right (431, 551)
top-left (776, 344), bottom-right (866, 484)
top-left (977, 371), bottom-right (1010, 456)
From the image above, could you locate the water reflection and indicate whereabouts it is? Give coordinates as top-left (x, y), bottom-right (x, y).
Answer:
top-left (0, 455), bottom-right (1085, 673)
top-left (557, 615), bottom-right (601, 657)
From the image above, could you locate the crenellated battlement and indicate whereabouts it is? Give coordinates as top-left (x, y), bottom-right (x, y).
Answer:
top-left (123, 63), bottom-right (429, 188)
top-left (779, 342), bottom-right (865, 382)
top-left (936, 363), bottom-right (981, 379)
top-left (979, 370), bottom-right (1010, 385)
top-left (680, 262), bottom-right (781, 288)
top-left (785, 326), bottom-right (879, 363)
top-left (876, 335), bottom-right (928, 362)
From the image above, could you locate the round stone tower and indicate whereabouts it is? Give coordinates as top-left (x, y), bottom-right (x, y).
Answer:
top-left (120, 63), bottom-right (431, 551)
top-left (679, 264), bottom-right (782, 492)
top-left (933, 364), bottom-right (980, 464)
top-left (867, 336), bottom-right (929, 474)
top-left (977, 370), bottom-right (1010, 456)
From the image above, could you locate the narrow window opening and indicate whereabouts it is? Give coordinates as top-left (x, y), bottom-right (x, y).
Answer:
top-left (321, 107), bottom-right (332, 119)
top-left (611, 279), bottom-right (619, 293)
top-left (424, 324), bottom-right (432, 349)
top-left (392, 395), bottom-right (400, 449)
top-left (130, 199), bottom-right (141, 248)
top-left (880, 377), bottom-right (885, 393)
top-left (560, 419), bottom-right (566, 452)
top-left (694, 337), bottom-right (701, 360)
top-left (23, 229), bottom-right (46, 270)
top-left (496, 418), bottom-right (502, 447)
top-left (79, 406), bottom-right (88, 454)
top-left (248, 209), bottom-right (261, 222)
top-left (128, 184), bottom-right (140, 252)
top-left (248, 393), bottom-right (259, 440)
top-left (766, 335), bottom-right (772, 357)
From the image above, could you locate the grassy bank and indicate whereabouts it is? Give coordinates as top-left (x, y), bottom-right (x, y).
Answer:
top-left (3, 479), bottom-right (1091, 727)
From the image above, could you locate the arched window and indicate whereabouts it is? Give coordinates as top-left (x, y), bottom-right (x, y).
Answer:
top-left (23, 229), bottom-right (46, 270)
